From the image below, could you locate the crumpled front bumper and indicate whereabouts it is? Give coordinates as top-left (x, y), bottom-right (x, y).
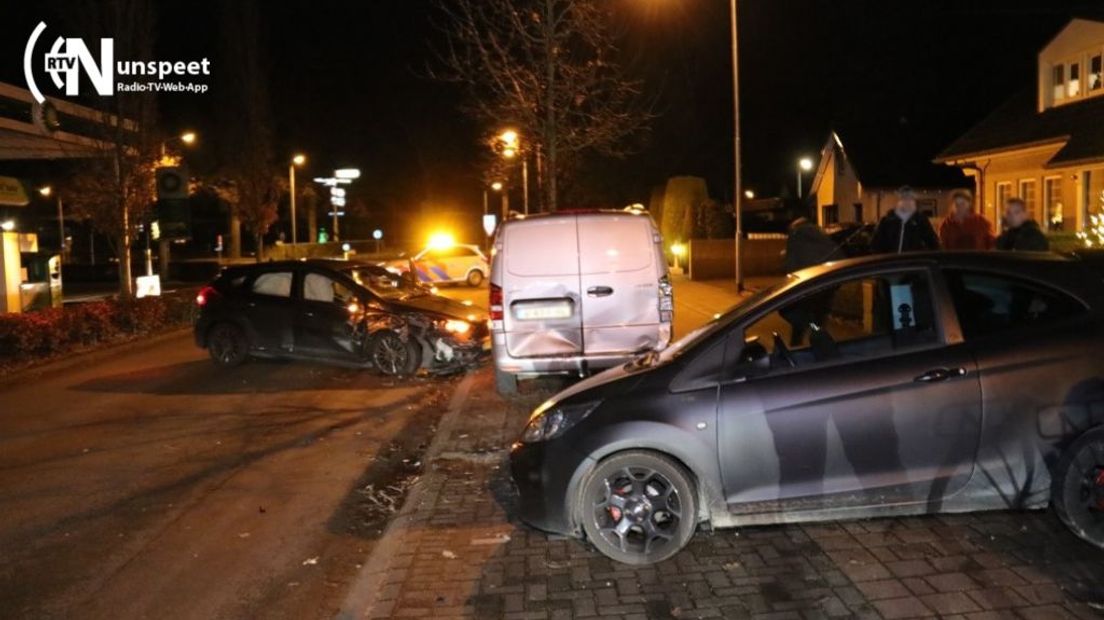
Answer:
top-left (425, 331), bottom-right (491, 373)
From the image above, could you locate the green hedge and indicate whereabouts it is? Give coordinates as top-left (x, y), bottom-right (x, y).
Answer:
top-left (0, 290), bottom-right (196, 364)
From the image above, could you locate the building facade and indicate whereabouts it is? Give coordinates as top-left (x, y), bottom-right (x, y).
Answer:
top-left (811, 131), bottom-right (967, 228)
top-left (937, 18), bottom-right (1104, 232)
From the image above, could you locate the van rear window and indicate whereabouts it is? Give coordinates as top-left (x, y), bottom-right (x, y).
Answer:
top-left (505, 219), bottom-right (579, 277)
top-left (577, 217), bottom-right (652, 275)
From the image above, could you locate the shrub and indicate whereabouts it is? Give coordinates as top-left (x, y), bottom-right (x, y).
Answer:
top-left (0, 289), bottom-right (197, 364)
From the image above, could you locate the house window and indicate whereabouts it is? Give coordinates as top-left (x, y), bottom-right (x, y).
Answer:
top-left (822, 204), bottom-right (839, 225)
top-left (1019, 179), bottom-right (1038, 220)
top-left (995, 182), bottom-right (1012, 212)
top-left (1068, 61), bottom-right (1081, 98)
top-left (1091, 54), bottom-right (1103, 92)
top-left (1044, 176), bottom-right (1063, 231)
top-left (1053, 64), bottom-right (1066, 102)
top-left (852, 203), bottom-right (863, 223)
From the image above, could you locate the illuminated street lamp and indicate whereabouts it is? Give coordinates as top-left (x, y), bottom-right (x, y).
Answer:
top-left (494, 128), bottom-right (528, 215)
top-left (797, 157), bottom-right (814, 199)
top-left (744, 189), bottom-right (755, 199)
top-left (490, 181), bottom-right (503, 191)
top-left (160, 130), bottom-right (198, 161)
top-left (289, 153), bottom-right (306, 245)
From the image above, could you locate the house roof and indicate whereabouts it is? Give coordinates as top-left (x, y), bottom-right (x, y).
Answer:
top-left (935, 88), bottom-right (1104, 167)
top-left (813, 129), bottom-right (969, 193)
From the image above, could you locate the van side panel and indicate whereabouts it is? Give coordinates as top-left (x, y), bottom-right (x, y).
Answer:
top-left (577, 215), bottom-right (662, 355)
top-left (501, 216), bottom-right (584, 358)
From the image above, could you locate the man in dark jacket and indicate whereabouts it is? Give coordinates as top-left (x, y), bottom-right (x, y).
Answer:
top-left (784, 217), bottom-right (839, 272)
top-left (870, 186), bottom-right (940, 253)
top-left (996, 197), bottom-right (1049, 251)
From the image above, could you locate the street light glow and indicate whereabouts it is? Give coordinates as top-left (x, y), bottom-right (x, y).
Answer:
top-left (180, 131), bottom-right (197, 145)
top-left (1, 220), bottom-right (14, 231)
top-left (38, 186), bottom-right (52, 197)
top-left (292, 153), bottom-right (306, 166)
top-left (670, 242), bottom-right (687, 257)
top-left (744, 189), bottom-right (755, 199)
top-left (799, 157), bottom-right (814, 171)
top-left (499, 129), bottom-right (519, 146)
top-left (490, 181), bottom-right (503, 191)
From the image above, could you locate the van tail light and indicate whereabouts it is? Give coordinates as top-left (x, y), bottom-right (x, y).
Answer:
top-left (196, 286), bottom-right (218, 307)
top-left (658, 275), bottom-right (673, 323)
top-left (489, 283), bottom-right (504, 321)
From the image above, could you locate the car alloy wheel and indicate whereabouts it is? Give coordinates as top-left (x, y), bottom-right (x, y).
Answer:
top-left (1053, 427), bottom-right (1104, 549)
top-left (579, 451), bottom-right (697, 565)
top-left (208, 323), bottom-right (247, 367)
top-left (370, 330), bottom-right (419, 376)
top-left (466, 269), bottom-right (485, 287)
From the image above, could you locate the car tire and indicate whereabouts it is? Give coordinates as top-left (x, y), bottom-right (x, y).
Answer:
top-left (369, 330), bottom-right (421, 377)
top-left (494, 367), bottom-right (517, 396)
top-left (466, 269), bottom-right (485, 287)
top-left (207, 323), bottom-right (249, 367)
top-left (1052, 426), bottom-right (1104, 549)
top-left (579, 450), bottom-right (698, 565)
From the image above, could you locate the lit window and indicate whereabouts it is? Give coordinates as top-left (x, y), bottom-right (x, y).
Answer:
top-left (1053, 64), bottom-right (1065, 102)
top-left (1019, 179), bottom-right (1037, 219)
top-left (1068, 61), bottom-right (1081, 98)
top-left (1090, 54), bottom-right (1102, 91)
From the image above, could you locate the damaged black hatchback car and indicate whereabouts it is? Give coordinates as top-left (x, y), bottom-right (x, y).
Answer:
top-left (194, 259), bottom-right (488, 375)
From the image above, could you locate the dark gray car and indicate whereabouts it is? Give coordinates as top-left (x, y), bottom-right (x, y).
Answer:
top-left (510, 251), bottom-right (1104, 564)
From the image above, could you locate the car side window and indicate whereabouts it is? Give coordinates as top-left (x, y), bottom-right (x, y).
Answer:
top-left (945, 270), bottom-right (1086, 339)
top-left (304, 272), bottom-right (355, 305)
top-left (740, 271), bottom-right (938, 372)
top-left (251, 272), bottom-right (293, 298)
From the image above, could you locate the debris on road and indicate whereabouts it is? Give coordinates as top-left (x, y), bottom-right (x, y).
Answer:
top-left (302, 557), bottom-right (319, 566)
top-left (441, 550), bottom-right (457, 559)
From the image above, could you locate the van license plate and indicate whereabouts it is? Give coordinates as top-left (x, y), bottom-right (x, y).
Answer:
top-left (514, 302), bottom-right (573, 320)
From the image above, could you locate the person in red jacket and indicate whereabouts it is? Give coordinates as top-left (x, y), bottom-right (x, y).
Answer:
top-left (939, 190), bottom-right (994, 250)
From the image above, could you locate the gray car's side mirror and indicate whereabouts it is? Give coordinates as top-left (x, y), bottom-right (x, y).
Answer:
top-left (727, 335), bottom-right (770, 383)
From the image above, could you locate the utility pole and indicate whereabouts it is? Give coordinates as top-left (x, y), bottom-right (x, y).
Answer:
top-left (730, 0), bottom-right (743, 291)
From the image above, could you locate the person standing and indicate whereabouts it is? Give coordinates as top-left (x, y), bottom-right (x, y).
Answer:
top-left (783, 216), bottom-right (839, 273)
top-left (870, 186), bottom-right (940, 253)
top-left (996, 197), bottom-right (1049, 251)
top-left (939, 189), bottom-right (994, 250)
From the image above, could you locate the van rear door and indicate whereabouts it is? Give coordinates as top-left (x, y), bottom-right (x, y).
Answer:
top-left (578, 214), bottom-right (662, 355)
top-left (502, 216), bottom-right (583, 358)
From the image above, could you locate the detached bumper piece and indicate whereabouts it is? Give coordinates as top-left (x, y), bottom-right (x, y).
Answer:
top-left (425, 335), bottom-right (490, 375)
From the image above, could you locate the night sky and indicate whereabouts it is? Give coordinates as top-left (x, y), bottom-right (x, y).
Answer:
top-left (3, 0), bottom-right (1098, 243)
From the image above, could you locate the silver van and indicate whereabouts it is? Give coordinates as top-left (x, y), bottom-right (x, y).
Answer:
top-left (489, 210), bottom-right (673, 394)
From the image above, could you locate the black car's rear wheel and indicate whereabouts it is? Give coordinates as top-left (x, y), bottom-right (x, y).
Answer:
top-left (1053, 426), bottom-right (1104, 549)
top-left (579, 451), bottom-right (697, 565)
top-left (207, 323), bottom-right (248, 367)
top-left (369, 330), bottom-right (421, 376)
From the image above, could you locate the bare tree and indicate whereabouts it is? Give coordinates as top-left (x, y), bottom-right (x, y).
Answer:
top-left (432, 0), bottom-right (652, 212)
top-left (62, 0), bottom-right (159, 297)
top-left (214, 0), bottom-right (276, 260)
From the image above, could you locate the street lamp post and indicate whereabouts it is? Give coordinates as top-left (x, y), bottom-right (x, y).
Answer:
top-left (730, 0), bottom-right (743, 291)
top-left (289, 154), bottom-right (306, 245)
top-left (797, 157), bottom-right (814, 199)
top-left (497, 129), bottom-right (529, 215)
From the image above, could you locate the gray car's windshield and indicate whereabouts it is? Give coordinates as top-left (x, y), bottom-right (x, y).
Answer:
top-left (656, 275), bottom-right (797, 363)
top-left (342, 266), bottom-right (427, 300)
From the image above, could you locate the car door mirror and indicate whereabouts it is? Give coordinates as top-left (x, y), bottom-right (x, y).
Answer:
top-left (728, 335), bottom-right (771, 382)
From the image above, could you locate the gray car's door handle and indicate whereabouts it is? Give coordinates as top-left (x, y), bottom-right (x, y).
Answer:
top-left (914, 367), bottom-right (966, 383)
top-left (587, 286), bottom-right (614, 297)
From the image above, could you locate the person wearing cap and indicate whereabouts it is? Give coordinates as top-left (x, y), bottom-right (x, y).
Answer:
top-left (870, 186), bottom-right (940, 254)
top-left (939, 189), bottom-right (994, 250)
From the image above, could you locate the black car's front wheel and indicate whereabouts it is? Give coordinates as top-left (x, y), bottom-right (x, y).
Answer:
top-left (207, 323), bottom-right (249, 367)
top-left (369, 330), bottom-right (421, 376)
top-left (579, 451), bottom-right (697, 565)
top-left (1053, 426), bottom-right (1104, 549)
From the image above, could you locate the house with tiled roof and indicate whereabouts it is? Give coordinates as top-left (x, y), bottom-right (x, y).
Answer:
top-left (936, 18), bottom-right (1104, 232)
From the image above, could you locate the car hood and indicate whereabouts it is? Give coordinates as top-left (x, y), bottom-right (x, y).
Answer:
top-left (385, 294), bottom-right (486, 322)
top-left (546, 357), bottom-right (651, 405)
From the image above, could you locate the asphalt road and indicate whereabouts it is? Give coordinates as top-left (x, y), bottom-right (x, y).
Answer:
top-left (0, 332), bottom-right (460, 619)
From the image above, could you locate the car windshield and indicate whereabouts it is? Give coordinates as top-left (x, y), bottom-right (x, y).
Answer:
top-left (342, 265), bottom-right (428, 300)
top-left (655, 275), bottom-right (797, 363)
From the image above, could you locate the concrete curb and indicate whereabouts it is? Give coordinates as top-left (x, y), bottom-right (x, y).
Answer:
top-left (0, 326), bottom-right (193, 389)
top-left (335, 371), bottom-right (477, 619)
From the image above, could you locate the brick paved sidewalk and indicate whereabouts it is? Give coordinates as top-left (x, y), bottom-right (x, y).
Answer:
top-left (350, 369), bottom-right (1104, 620)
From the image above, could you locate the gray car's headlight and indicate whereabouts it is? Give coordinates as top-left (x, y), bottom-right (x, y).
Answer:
top-left (520, 400), bottom-right (600, 443)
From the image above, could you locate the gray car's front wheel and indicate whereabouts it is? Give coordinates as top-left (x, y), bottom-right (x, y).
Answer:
top-left (579, 451), bottom-right (697, 565)
top-left (1053, 426), bottom-right (1104, 549)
